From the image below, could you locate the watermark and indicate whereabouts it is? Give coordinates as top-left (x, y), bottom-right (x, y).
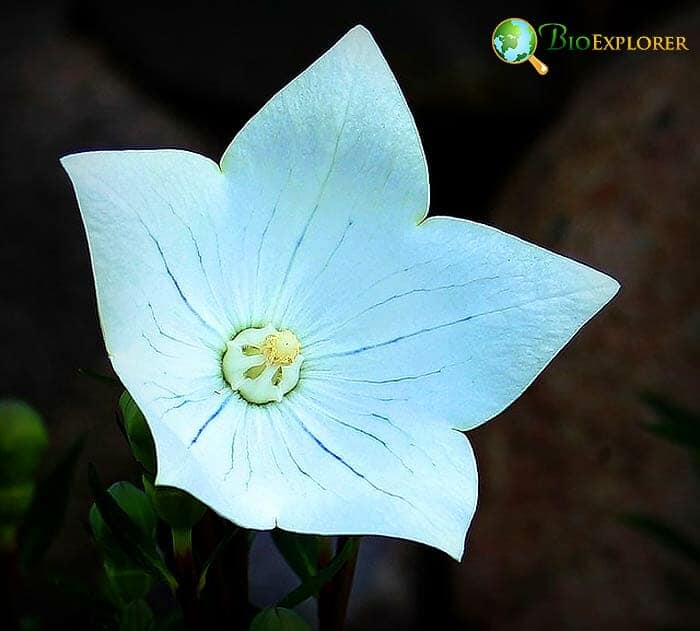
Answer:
top-left (539, 23), bottom-right (689, 52)
top-left (492, 18), bottom-right (548, 75)
top-left (492, 18), bottom-right (689, 75)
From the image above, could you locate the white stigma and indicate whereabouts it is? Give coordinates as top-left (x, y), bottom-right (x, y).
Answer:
top-left (222, 325), bottom-right (304, 404)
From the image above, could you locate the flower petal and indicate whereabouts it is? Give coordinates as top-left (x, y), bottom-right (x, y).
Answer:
top-left (61, 150), bottom-right (236, 438)
top-left (218, 25), bottom-right (428, 326)
top-left (156, 386), bottom-right (477, 560)
top-left (61, 150), bottom-right (240, 343)
top-left (303, 217), bottom-right (620, 431)
top-left (61, 25), bottom-right (619, 561)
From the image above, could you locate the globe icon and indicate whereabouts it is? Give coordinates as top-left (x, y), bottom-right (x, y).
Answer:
top-left (492, 18), bottom-right (548, 75)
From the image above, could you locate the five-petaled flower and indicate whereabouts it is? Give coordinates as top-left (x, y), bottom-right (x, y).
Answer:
top-left (62, 26), bottom-right (618, 559)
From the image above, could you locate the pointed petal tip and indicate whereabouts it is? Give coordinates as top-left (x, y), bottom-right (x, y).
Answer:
top-left (592, 267), bottom-right (621, 306)
top-left (59, 150), bottom-right (102, 176)
top-left (609, 274), bottom-right (621, 295)
top-left (60, 150), bottom-right (97, 165)
top-left (59, 152), bottom-right (79, 171)
top-left (448, 540), bottom-right (466, 562)
top-left (413, 526), bottom-right (467, 561)
top-left (338, 24), bottom-right (380, 53)
top-left (346, 24), bottom-right (373, 39)
top-left (606, 275), bottom-right (621, 300)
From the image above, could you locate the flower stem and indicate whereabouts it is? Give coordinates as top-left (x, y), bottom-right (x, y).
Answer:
top-left (198, 513), bottom-right (251, 626)
top-left (172, 527), bottom-right (200, 629)
top-left (318, 536), bottom-right (361, 631)
top-left (226, 527), bottom-right (251, 623)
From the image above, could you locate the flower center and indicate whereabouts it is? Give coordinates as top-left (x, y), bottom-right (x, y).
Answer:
top-left (222, 325), bottom-right (304, 404)
top-left (260, 330), bottom-right (301, 366)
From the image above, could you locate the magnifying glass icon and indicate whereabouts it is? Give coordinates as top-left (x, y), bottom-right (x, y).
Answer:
top-left (492, 18), bottom-right (549, 76)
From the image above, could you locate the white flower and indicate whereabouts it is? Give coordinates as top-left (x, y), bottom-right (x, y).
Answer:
top-left (61, 26), bottom-right (618, 560)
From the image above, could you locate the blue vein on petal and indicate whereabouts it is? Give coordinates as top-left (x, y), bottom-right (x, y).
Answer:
top-left (366, 413), bottom-right (437, 468)
top-left (320, 314), bottom-right (476, 359)
top-left (224, 405), bottom-right (245, 480)
top-left (146, 302), bottom-right (216, 352)
top-left (224, 405), bottom-right (253, 489)
top-left (306, 364), bottom-right (456, 385)
top-left (333, 277), bottom-right (499, 331)
top-left (244, 411), bottom-right (253, 489)
top-left (161, 391), bottom-right (217, 416)
top-left (284, 219), bottom-right (354, 323)
top-left (303, 394), bottom-right (414, 473)
top-left (276, 417), bottom-right (328, 492)
top-left (319, 287), bottom-right (609, 359)
top-left (254, 167), bottom-right (293, 315)
top-left (138, 216), bottom-right (220, 336)
top-left (271, 74), bottom-right (357, 318)
top-left (166, 202), bottom-right (231, 327)
top-left (190, 395), bottom-right (235, 446)
top-left (264, 409), bottom-right (286, 478)
top-left (302, 257), bottom-right (470, 349)
top-left (286, 405), bottom-right (415, 505)
top-left (141, 333), bottom-right (178, 358)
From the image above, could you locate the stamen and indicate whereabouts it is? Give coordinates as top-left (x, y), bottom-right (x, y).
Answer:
top-left (244, 363), bottom-right (267, 380)
top-left (260, 330), bottom-right (301, 366)
top-left (222, 325), bottom-right (304, 404)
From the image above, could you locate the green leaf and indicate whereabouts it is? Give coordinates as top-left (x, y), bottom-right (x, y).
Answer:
top-left (641, 393), bottom-right (700, 450)
top-left (90, 481), bottom-right (159, 604)
top-left (118, 599), bottom-right (155, 631)
top-left (119, 391), bottom-right (157, 473)
top-left (278, 537), bottom-right (359, 609)
top-left (196, 527), bottom-right (237, 596)
top-left (0, 399), bottom-right (48, 484)
top-left (18, 435), bottom-right (85, 569)
top-left (105, 561), bottom-right (153, 604)
top-left (90, 481), bottom-right (157, 551)
top-left (621, 513), bottom-right (700, 565)
top-left (142, 476), bottom-right (207, 530)
top-left (249, 607), bottom-right (310, 631)
top-left (88, 464), bottom-right (177, 592)
top-left (271, 530), bottom-right (321, 580)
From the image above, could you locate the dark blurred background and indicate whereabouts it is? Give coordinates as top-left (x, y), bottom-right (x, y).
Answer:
top-left (1, 0), bottom-right (698, 628)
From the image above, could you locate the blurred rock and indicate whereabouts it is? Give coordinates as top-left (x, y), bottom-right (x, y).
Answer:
top-left (458, 9), bottom-right (700, 631)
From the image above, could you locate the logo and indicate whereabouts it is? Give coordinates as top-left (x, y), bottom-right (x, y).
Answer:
top-left (493, 18), bottom-right (689, 76)
top-left (492, 18), bottom-right (549, 75)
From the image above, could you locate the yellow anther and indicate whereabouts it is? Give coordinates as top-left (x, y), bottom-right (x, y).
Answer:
top-left (260, 330), bottom-right (301, 366)
top-left (222, 325), bottom-right (304, 404)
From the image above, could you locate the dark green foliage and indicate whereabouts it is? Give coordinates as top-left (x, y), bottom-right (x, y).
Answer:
top-left (249, 607), bottom-right (311, 631)
top-left (88, 465), bottom-right (177, 593)
top-left (19, 435), bottom-right (85, 569)
top-left (271, 530), bottom-right (322, 581)
top-left (119, 392), bottom-right (157, 474)
top-left (142, 476), bottom-right (207, 530)
top-left (278, 537), bottom-right (360, 609)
